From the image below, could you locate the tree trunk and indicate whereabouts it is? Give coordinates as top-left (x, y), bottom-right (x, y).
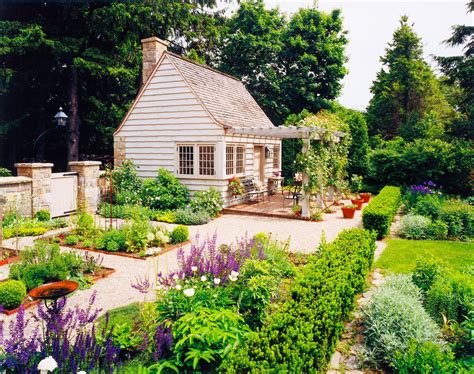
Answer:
top-left (67, 66), bottom-right (79, 162)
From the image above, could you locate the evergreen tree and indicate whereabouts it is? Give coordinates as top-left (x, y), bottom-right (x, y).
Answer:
top-left (0, 1), bottom-right (230, 168)
top-left (436, 1), bottom-right (473, 140)
top-left (366, 16), bottom-right (452, 140)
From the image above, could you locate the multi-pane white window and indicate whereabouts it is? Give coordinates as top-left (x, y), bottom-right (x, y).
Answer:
top-left (236, 146), bottom-right (245, 174)
top-left (226, 144), bottom-right (245, 175)
top-left (199, 145), bottom-right (215, 176)
top-left (273, 145), bottom-right (280, 169)
top-left (177, 144), bottom-right (215, 176)
top-left (226, 145), bottom-right (234, 175)
top-left (178, 145), bottom-right (194, 175)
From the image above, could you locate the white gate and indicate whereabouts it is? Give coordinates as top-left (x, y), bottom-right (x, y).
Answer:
top-left (50, 172), bottom-right (78, 217)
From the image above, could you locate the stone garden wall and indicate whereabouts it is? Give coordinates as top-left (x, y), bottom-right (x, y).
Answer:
top-left (0, 176), bottom-right (32, 216)
top-left (0, 161), bottom-right (102, 217)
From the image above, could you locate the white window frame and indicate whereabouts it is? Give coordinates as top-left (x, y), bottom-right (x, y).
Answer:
top-left (176, 143), bottom-right (216, 177)
top-left (273, 144), bottom-right (281, 170)
top-left (225, 144), bottom-right (246, 176)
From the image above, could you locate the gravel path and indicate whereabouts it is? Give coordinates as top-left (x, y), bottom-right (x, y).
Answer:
top-left (1, 206), bottom-right (364, 327)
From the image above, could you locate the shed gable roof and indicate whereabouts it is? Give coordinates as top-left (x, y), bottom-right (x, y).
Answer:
top-left (164, 53), bottom-right (275, 129)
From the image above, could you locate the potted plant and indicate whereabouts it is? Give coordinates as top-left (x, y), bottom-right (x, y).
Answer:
top-left (341, 204), bottom-right (357, 219)
top-left (310, 210), bottom-right (323, 221)
top-left (228, 177), bottom-right (245, 197)
top-left (350, 198), bottom-right (364, 210)
top-left (350, 174), bottom-right (363, 198)
top-left (360, 192), bottom-right (371, 203)
top-left (292, 204), bottom-right (302, 217)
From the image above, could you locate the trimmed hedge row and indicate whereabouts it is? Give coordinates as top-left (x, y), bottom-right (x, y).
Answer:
top-left (362, 186), bottom-right (402, 239)
top-left (221, 228), bottom-right (377, 372)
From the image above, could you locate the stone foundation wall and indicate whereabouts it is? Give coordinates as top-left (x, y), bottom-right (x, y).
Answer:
top-left (114, 136), bottom-right (126, 166)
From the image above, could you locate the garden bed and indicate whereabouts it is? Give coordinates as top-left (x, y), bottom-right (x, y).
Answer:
top-left (0, 247), bottom-right (20, 266)
top-left (0, 266), bottom-right (116, 316)
top-left (58, 239), bottom-right (191, 260)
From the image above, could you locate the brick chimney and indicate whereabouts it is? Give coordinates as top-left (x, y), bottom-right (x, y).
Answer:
top-left (141, 37), bottom-right (169, 85)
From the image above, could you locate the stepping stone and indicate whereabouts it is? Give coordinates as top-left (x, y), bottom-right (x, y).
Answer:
top-left (329, 351), bottom-right (342, 369)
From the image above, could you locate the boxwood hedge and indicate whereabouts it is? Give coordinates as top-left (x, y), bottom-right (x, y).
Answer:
top-left (362, 186), bottom-right (402, 239)
top-left (220, 228), bottom-right (377, 372)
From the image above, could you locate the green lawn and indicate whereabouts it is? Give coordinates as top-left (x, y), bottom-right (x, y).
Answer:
top-left (375, 239), bottom-right (474, 282)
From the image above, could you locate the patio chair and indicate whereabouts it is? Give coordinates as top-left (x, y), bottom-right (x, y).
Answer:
top-left (240, 177), bottom-right (267, 203)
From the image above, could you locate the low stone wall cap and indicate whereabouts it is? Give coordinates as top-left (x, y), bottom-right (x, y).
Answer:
top-left (0, 176), bottom-right (33, 185)
top-left (14, 163), bottom-right (54, 168)
top-left (68, 161), bottom-right (102, 166)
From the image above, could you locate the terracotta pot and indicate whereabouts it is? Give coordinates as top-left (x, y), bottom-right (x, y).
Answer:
top-left (351, 199), bottom-right (364, 210)
top-left (360, 193), bottom-right (371, 203)
top-left (341, 206), bottom-right (356, 219)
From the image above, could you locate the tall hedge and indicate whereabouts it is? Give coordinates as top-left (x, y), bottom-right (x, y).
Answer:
top-left (362, 186), bottom-right (402, 239)
top-left (220, 228), bottom-right (377, 372)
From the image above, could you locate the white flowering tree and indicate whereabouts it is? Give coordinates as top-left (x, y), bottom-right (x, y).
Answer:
top-left (292, 111), bottom-right (350, 214)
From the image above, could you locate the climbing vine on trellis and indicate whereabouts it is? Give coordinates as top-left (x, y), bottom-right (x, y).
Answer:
top-left (292, 110), bottom-right (351, 197)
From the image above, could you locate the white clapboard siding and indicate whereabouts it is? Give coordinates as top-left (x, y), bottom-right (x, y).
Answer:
top-left (117, 55), bottom-right (225, 182)
top-left (132, 104), bottom-right (204, 114)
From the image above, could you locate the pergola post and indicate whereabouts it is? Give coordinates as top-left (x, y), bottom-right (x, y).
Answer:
top-left (301, 137), bottom-right (311, 218)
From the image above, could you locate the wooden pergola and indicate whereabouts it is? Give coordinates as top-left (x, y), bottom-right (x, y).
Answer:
top-left (228, 126), bottom-right (346, 218)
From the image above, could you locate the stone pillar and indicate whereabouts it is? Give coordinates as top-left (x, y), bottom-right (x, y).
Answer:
top-left (15, 163), bottom-right (53, 216)
top-left (114, 136), bottom-right (126, 166)
top-left (68, 161), bottom-right (101, 213)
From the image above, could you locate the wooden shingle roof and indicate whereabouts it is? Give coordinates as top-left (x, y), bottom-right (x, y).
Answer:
top-left (166, 53), bottom-right (275, 129)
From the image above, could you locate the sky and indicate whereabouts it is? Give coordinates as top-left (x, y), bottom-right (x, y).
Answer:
top-left (258, 0), bottom-right (473, 110)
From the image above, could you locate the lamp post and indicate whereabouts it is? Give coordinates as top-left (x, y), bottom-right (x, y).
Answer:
top-left (32, 107), bottom-right (68, 162)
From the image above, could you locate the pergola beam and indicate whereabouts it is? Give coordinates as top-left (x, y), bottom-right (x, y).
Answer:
top-left (228, 125), bottom-right (346, 219)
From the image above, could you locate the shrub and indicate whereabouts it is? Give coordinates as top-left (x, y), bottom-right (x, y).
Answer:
top-left (96, 229), bottom-right (126, 251)
top-left (392, 340), bottom-right (458, 373)
top-left (174, 208), bottom-right (211, 225)
top-left (398, 214), bottom-right (431, 239)
top-left (439, 200), bottom-right (473, 240)
top-left (154, 210), bottom-right (176, 223)
top-left (122, 215), bottom-right (151, 253)
top-left (412, 259), bottom-right (439, 294)
top-left (65, 235), bottom-right (79, 245)
top-left (189, 188), bottom-right (223, 217)
top-left (140, 169), bottom-right (190, 210)
top-left (3, 227), bottom-right (48, 239)
top-left (106, 240), bottom-right (120, 252)
top-left (170, 225), bottom-right (189, 244)
top-left (424, 274), bottom-right (473, 325)
top-left (409, 193), bottom-right (442, 219)
top-left (237, 259), bottom-right (279, 330)
top-left (82, 239), bottom-right (94, 248)
top-left (97, 203), bottom-right (154, 220)
top-left (112, 160), bottom-right (142, 205)
top-left (222, 228), bottom-right (376, 372)
top-left (367, 138), bottom-right (474, 196)
top-left (9, 241), bottom-right (86, 290)
top-left (0, 167), bottom-right (12, 177)
top-left (34, 210), bottom-right (51, 222)
top-left (362, 186), bottom-right (402, 239)
top-left (75, 211), bottom-right (95, 236)
top-left (362, 275), bottom-right (440, 367)
top-left (426, 220), bottom-right (448, 240)
top-left (172, 308), bottom-right (250, 371)
top-left (0, 280), bottom-right (27, 310)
